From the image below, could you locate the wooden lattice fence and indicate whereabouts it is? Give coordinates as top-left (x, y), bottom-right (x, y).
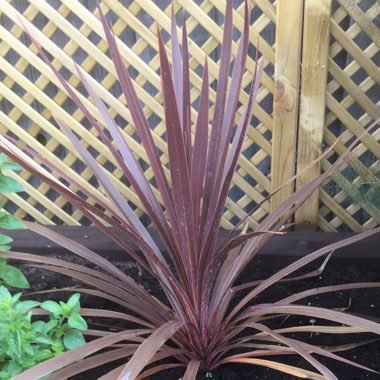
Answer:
top-left (0, 0), bottom-right (378, 232)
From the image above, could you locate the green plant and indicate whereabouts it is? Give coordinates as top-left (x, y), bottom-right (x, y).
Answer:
top-left (0, 286), bottom-right (87, 379)
top-left (0, 1), bottom-right (379, 379)
top-left (324, 160), bottom-right (380, 209)
top-left (0, 258), bottom-right (29, 290)
top-left (0, 154), bottom-right (28, 289)
top-left (0, 158), bottom-right (87, 378)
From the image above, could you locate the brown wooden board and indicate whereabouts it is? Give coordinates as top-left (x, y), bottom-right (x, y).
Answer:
top-left (3, 226), bottom-right (380, 260)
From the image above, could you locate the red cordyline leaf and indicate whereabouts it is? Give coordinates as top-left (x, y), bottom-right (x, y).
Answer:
top-left (0, 136), bottom-right (196, 327)
top-left (197, 0), bottom-right (262, 341)
top-left (171, 6), bottom-right (184, 130)
top-left (208, 119), bottom-right (380, 326)
top-left (0, 250), bottom-right (165, 324)
top-left (183, 359), bottom-right (202, 380)
top-left (245, 304), bottom-right (380, 335)
top-left (216, 137), bottom-right (342, 252)
top-left (116, 320), bottom-right (184, 380)
top-left (214, 335), bottom-right (379, 374)
top-left (74, 63), bottom-right (176, 254)
top-left (273, 337), bottom-right (378, 374)
top-left (244, 322), bottom-right (338, 379)
top-left (47, 346), bottom-right (138, 380)
top-left (21, 2), bottom-right (184, 295)
top-left (230, 227), bottom-right (380, 324)
top-left (136, 364), bottom-right (184, 380)
top-left (49, 346), bottom-right (185, 380)
top-left (201, 0), bottom-right (233, 224)
top-left (98, 346), bottom-right (186, 379)
top-left (31, 292), bottom-right (154, 327)
top-left (200, 0), bottom-right (243, 257)
top-left (1, 0), bottom-right (380, 378)
top-left (96, 2), bottom-right (182, 263)
top-left (181, 16), bottom-right (192, 164)
top-left (157, 25), bottom-right (197, 304)
top-left (278, 282), bottom-right (380, 306)
top-left (192, 58), bottom-right (209, 248)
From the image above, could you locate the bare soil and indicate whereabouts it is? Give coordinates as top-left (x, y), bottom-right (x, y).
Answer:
top-left (13, 253), bottom-right (380, 380)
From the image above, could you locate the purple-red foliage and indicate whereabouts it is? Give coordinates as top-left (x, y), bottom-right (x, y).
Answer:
top-left (0, 1), bottom-right (379, 379)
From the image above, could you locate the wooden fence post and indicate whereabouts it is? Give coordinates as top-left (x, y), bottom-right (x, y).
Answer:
top-left (295, 0), bottom-right (332, 228)
top-left (271, 0), bottom-right (303, 212)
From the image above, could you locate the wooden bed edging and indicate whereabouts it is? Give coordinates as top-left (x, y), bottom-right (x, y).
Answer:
top-left (2, 226), bottom-right (379, 260)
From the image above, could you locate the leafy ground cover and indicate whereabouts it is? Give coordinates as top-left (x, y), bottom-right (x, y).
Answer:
top-left (0, 288), bottom-right (87, 379)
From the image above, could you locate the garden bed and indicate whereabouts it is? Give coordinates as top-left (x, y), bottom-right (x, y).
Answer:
top-left (6, 227), bottom-right (380, 379)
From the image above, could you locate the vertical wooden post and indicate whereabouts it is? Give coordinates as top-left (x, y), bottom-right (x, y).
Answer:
top-left (295, 0), bottom-right (332, 228)
top-left (271, 0), bottom-right (303, 211)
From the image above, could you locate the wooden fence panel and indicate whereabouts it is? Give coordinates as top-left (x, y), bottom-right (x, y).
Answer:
top-left (295, 0), bottom-right (332, 227)
top-left (0, 0), bottom-right (378, 232)
top-left (271, 0), bottom-right (302, 211)
top-left (318, 0), bottom-right (380, 232)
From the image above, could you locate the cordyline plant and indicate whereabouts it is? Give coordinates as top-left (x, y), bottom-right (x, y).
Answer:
top-left (0, 1), bottom-right (380, 379)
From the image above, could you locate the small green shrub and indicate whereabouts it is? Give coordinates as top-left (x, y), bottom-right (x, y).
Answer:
top-left (0, 287), bottom-right (87, 379)
top-left (0, 153), bottom-right (28, 289)
top-left (0, 154), bottom-right (87, 379)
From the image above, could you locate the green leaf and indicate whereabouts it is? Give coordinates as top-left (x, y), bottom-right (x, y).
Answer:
top-left (15, 300), bottom-right (40, 313)
top-left (36, 319), bottom-right (58, 334)
top-left (51, 340), bottom-right (64, 354)
top-left (0, 153), bottom-right (23, 172)
top-left (41, 300), bottom-right (63, 315)
top-left (33, 334), bottom-right (56, 346)
top-left (11, 292), bottom-right (22, 304)
top-left (66, 293), bottom-right (81, 312)
top-left (0, 175), bottom-right (24, 193)
top-left (20, 340), bottom-right (34, 355)
top-left (63, 329), bottom-right (86, 349)
top-left (67, 313), bottom-right (87, 330)
top-left (0, 213), bottom-right (26, 230)
top-left (0, 285), bottom-right (12, 302)
top-left (6, 335), bottom-right (21, 358)
top-left (1, 360), bottom-right (23, 378)
top-left (32, 320), bottom-right (48, 334)
top-left (34, 348), bottom-right (54, 362)
top-left (0, 235), bottom-right (13, 245)
top-left (0, 153), bottom-right (7, 167)
top-left (1, 162), bottom-right (23, 172)
top-left (0, 264), bottom-right (30, 289)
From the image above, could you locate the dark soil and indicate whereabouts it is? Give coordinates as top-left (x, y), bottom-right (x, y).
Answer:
top-left (13, 253), bottom-right (380, 380)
